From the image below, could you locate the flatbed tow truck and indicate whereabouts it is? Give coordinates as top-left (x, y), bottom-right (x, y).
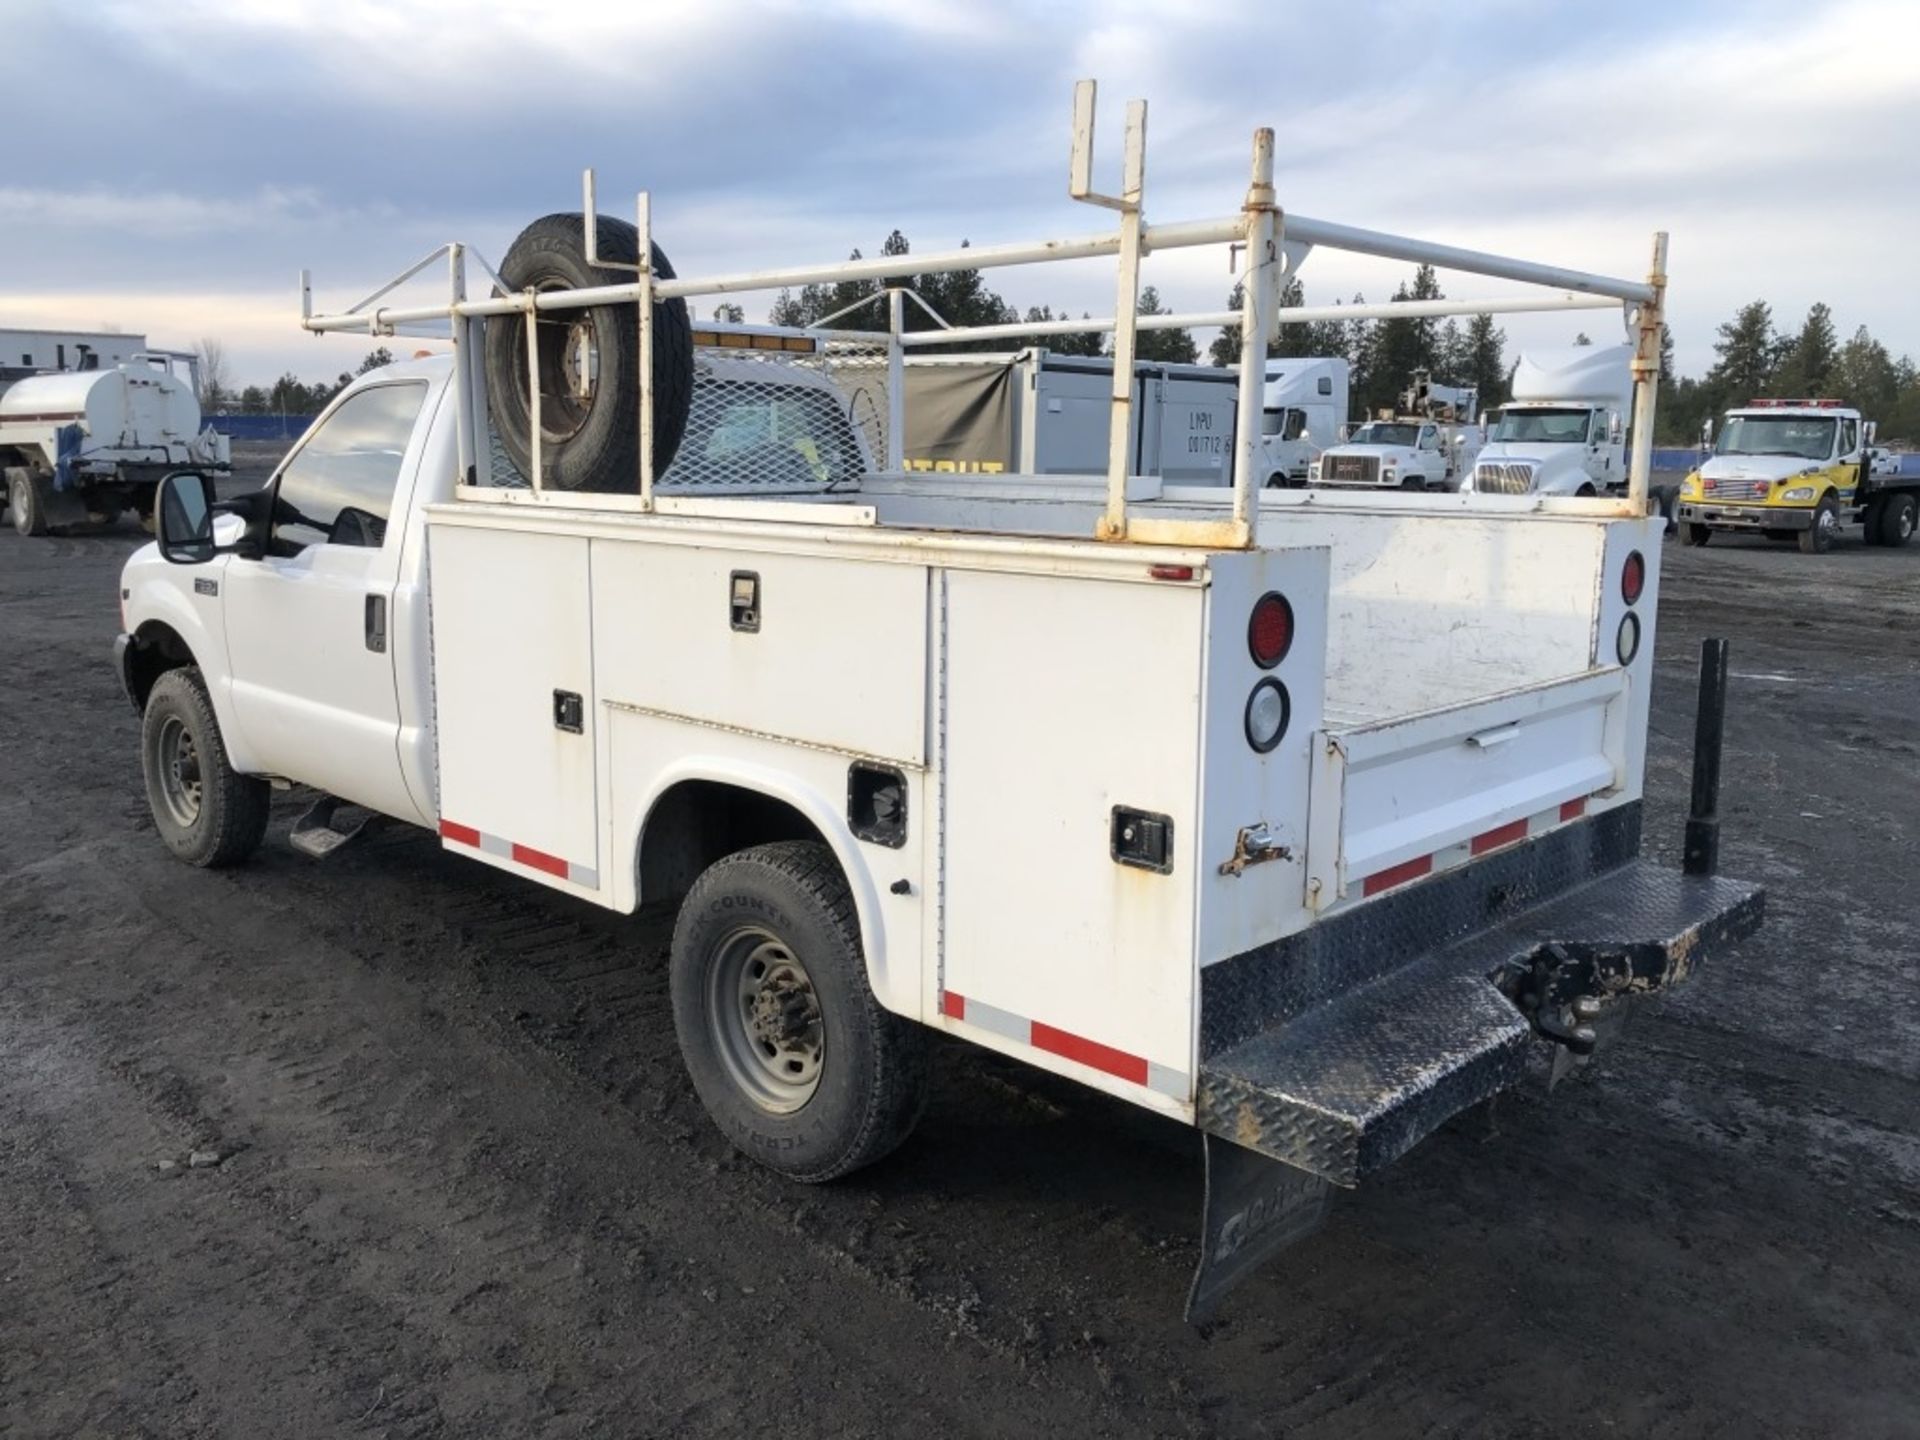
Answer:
top-left (1678, 397), bottom-right (1916, 552)
top-left (117, 83), bottom-right (1761, 1320)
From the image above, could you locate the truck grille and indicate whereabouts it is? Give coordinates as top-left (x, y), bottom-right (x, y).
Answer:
top-left (1701, 476), bottom-right (1771, 501)
top-left (1323, 454), bottom-right (1379, 485)
top-left (1474, 462), bottom-right (1534, 494)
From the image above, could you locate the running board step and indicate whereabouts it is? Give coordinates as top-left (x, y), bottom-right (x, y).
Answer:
top-left (288, 796), bottom-right (374, 860)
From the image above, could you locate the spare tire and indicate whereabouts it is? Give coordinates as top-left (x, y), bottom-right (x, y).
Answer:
top-left (483, 213), bottom-right (693, 492)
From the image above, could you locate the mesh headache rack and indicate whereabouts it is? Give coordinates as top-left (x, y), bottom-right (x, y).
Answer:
top-left (299, 79), bottom-right (1671, 548)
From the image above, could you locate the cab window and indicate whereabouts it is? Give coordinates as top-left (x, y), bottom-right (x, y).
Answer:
top-left (270, 382), bottom-right (428, 554)
top-left (1838, 419), bottom-right (1858, 457)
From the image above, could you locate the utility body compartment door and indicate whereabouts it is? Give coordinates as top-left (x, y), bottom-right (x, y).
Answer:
top-left (430, 523), bottom-right (601, 894)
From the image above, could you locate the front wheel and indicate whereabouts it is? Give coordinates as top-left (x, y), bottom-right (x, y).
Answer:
top-left (1797, 496), bottom-right (1839, 554)
top-left (1683, 523), bottom-right (1713, 547)
top-left (670, 841), bottom-right (927, 1182)
top-left (141, 667), bottom-right (270, 867)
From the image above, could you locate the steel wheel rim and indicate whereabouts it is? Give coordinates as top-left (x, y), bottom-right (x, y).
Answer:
top-left (155, 714), bottom-right (203, 829)
top-left (706, 925), bottom-right (824, 1114)
top-left (520, 280), bottom-right (597, 446)
top-left (10, 476), bottom-right (28, 533)
top-left (1900, 505), bottom-right (1915, 540)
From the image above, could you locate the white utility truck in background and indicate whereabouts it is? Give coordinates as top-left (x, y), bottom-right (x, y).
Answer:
top-left (1468, 344), bottom-right (1633, 497)
top-left (1257, 356), bottom-right (1349, 486)
top-left (1309, 369), bottom-right (1479, 492)
top-left (1, 354), bottom-right (229, 537)
top-left (115, 82), bottom-right (1759, 1321)
top-left (901, 347), bottom-right (1237, 485)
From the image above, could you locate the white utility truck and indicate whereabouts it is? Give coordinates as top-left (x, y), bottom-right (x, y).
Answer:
top-left (1, 354), bottom-right (229, 536)
top-left (116, 83), bottom-right (1759, 1320)
top-left (1309, 370), bottom-right (1479, 492)
top-left (1468, 344), bottom-right (1632, 497)
top-left (1257, 357), bottom-right (1349, 486)
top-left (901, 347), bottom-right (1237, 485)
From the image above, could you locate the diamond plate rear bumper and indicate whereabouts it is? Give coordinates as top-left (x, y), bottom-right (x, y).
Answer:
top-left (1195, 806), bottom-right (1763, 1186)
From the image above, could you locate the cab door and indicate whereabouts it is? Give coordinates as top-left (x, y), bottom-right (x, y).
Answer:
top-left (222, 377), bottom-right (439, 824)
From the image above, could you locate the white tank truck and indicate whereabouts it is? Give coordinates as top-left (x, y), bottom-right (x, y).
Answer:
top-left (0, 355), bottom-right (230, 537)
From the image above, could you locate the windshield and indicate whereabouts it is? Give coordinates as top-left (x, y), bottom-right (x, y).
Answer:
top-left (1490, 407), bottom-right (1591, 444)
top-left (1350, 422), bottom-right (1418, 446)
top-left (1716, 414), bottom-right (1837, 461)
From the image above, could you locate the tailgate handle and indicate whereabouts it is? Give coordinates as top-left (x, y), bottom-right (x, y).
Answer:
top-left (1467, 723), bottom-right (1519, 750)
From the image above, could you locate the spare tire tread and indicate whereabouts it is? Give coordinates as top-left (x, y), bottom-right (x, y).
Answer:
top-left (483, 213), bottom-right (693, 493)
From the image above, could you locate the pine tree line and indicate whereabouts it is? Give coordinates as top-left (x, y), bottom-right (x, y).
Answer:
top-left (1207, 265), bottom-right (1511, 418)
top-left (1661, 300), bottom-right (1920, 444)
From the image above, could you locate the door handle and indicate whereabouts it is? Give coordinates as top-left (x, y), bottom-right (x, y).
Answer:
top-left (365, 594), bottom-right (388, 654)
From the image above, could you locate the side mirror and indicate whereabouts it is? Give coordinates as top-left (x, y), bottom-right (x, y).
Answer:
top-left (1863, 420), bottom-right (1878, 447)
top-left (156, 471), bottom-right (216, 564)
top-left (1607, 410), bottom-right (1623, 445)
top-left (1700, 418), bottom-right (1714, 448)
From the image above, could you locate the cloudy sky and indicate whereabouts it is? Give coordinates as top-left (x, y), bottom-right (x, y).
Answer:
top-left (3, 0), bottom-right (1914, 387)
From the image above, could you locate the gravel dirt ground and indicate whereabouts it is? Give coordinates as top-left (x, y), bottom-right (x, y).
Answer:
top-left (2, 472), bottom-right (1917, 1438)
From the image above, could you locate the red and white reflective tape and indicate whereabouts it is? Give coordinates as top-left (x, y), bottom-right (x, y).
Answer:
top-left (1357, 795), bottom-right (1591, 900)
top-left (939, 991), bottom-right (1187, 1100)
top-left (439, 818), bottom-right (598, 889)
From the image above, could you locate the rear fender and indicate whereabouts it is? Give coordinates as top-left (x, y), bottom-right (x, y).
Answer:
top-left (626, 756), bottom-right (911, 1020)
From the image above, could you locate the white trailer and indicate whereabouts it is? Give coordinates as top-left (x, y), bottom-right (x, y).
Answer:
top-left (118, 82), bottom-right (1758, 1320)
top-left (1257, 357), bottom-right (1349, 486)
top-left (902, 348), bottom-right (1238, 485)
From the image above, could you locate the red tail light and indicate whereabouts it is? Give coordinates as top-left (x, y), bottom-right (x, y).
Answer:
top-left (1622, 550), bottom-right (1645, 605)
top-left (1248, 592), bottom-right (1294, 669)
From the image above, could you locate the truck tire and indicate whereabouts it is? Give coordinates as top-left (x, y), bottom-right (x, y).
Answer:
top-left (670, 840), bottom-right (928, 1182)
top-left (1861, 498), bottom-right (1885, 546)
top-left (9, 470), bottom-right (47, 537)
top-left (484, 213), bottom-right (693, 493)
top-left (1797, 495), bottom-right (1839, 554)
top-left (1682, 523), bottom-right (1712, 547)
top-left (1877, 492), bottom-right (1916, 547)
top-left (141, 667), bottom-right (270, 868)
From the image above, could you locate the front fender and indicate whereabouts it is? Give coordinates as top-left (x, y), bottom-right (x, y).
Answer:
top-left (121, 550), bottom-right (258, 773)
top-left (625, 755), bottom-right (915, 1021)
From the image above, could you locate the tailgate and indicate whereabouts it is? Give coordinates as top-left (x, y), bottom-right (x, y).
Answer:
top-left (1306, 669), bottom-right (1627, 907)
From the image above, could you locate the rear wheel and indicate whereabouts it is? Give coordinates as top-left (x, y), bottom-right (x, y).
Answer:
top-left (1861, 498), bottom-right (1886, 546)
top-left (670, 841), bottom-right (927, 1182)
top-left (1877, 492), bottom-right (1916, 548)
top-left (141, 668), bottom-right (270, 868)
top-left (1682, 523), bottom-right (1712, 547)
top-left (9, 470), bottom-right (47, 537)
top-left (1797, 496), bottom-right (1839, 554)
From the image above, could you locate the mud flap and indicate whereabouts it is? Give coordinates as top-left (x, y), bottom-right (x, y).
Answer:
top-left (1186, 1131), bottom-right (1335, 1324)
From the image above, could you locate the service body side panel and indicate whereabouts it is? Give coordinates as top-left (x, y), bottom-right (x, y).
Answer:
top-left (937, 569), bottom-right (1203, 1115)
top-left (430, 524), bottom-right (602, 897)
top-left (1193, 546), bottom-right (1330, 963)
top-left (591, 542), bottom-right (928, 766)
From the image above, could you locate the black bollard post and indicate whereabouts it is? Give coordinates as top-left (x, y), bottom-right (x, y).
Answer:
top-left (1683, 638), bottom-right (1729, 877)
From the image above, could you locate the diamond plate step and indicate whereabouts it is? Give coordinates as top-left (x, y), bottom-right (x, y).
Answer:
top-left (1197, 858), bottom-right (1765, 1186)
